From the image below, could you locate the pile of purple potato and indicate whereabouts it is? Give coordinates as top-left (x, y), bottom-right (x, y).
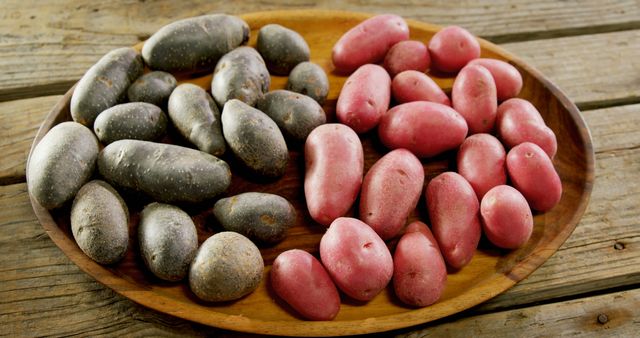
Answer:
top-left (27, 13), bottom-right (561, 321)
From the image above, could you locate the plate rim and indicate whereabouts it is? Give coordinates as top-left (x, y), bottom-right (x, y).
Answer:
top-left (26, 9), bottom-right (595, 336)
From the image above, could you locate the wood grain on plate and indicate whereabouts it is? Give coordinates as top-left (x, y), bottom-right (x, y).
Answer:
top-left (27, 10), bottom-right (594, 336)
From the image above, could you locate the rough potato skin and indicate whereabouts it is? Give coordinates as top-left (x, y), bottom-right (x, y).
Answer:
top-left (257, 89), bottom-right (326, 142)
top-left (221, 99), bottom-right (289, 178)
top-left (139, 203), bottom-right (198, 281)
top-left (286, 62), bottom-right (329, 104)
top-left (189, 232), bottom-right (264, 302)
top-left (98, 140), bottom-right (231, 203)
top-left (70, 180), bottom-right (129, 265)
top-left (142, 14), bottom-right (249, 73)
top-left (211, 47), bottom-right (270, 107)
top-left (27, 122), bottom-right (99, 209)
top-left (127, 71), bottom-right (177, 108)
top-left (257, 24), bottom-right (310, 75)
top-left (70, 47), bottom-right (143, 127)
top-left (168, 84), bottom-right (225, 156)
top-left (93, 102), bottom-right (168, 145)
top-left (213, 192), bottom-right (296, 244)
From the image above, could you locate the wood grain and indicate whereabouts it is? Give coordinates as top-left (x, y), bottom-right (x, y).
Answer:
top-left (0, 96), bottom-right (61, 184)
top-left (1, 0), bottom-right (639, 101)
top-left (503, 30), bottom-right (640, 110)
top-left (24, 10), bottom-right (593, 336)
top-left (398, 288), bottom-right (640, 337)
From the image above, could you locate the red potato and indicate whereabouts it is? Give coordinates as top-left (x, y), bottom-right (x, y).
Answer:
top-left (271, 249), bottom-right (341, 321)
top-left (305, 124), bottom-right (364, 226)
top-left (428, 26), bottom-right (480, 73)
top-left (336, 64), bottom-right (391, 133)
top-left (480, 185), bottom-right (533, 249)
top-left (497, 98), bottom-right (558, 159)
top-left (393, 221), bottom-right (447, 307)
top-left (391, 70), bottom-right (451, 106)
top-left (378, 101), bottom-right (468, 158)
top-left (452, 64), bottom-right (498, 134)
top-left (506, 142), bottom-right (562, 212)
top-left (426, 172), bottom-right (481, 269)
top-left (468, 58), bottom-right (523, 101)
top-left (457, 133), bottom-right (507, 200)
top-left (383, 40), bottom-right (430, 78)
top-left (360, 149), bottom-right (424, 240)
top-left (320, 217), bottom-right (393, 301)
top-left (332, 14), bottom-right (409, 74)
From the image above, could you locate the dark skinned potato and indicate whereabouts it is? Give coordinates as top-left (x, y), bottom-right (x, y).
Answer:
top-left (285, 61), bottom-right (329, 104)
top-left (127, 71), bottom-right (177, 108)
top-left (93, 102), bottom-right (168, 145)
top-left (211, 46), bottom-right (270, 107)
top-left (257, 23), bottom-right (310, 75)
top-left (257, 89), bottom-right (326, 143)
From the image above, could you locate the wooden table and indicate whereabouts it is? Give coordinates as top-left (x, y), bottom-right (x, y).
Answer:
top-left (2, 1), bottom-right (639, 336)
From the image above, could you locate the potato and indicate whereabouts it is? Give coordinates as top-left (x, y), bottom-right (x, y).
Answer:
top-left (468, 58), bottom-right (523, 101)
top-left (270, 249), bottom-right (340, 321)
top-left (383, 40), bottom-right (430, 78)
top-left (127, 71), bottom-right (177, 108)
top-left (391, 70), bottom-right (451, 106)
top-left (360, 149), bottom-right (424, 240)
top-left (426, 172), bottom-right (481, 269)
top-left (332, 14), bottom-right (409, 73)
top-left (480, 185), bottom-right (533, 249)
top-left (221, 99), bottom-right (289, 178)
top-left (452, 64), bottom-right (498, 134)
top-left (98, 140), bottom-right (231, 203)
top-left (457, 133), bottom-right (507, 199)
top-left (213, 192), bottom-right (296, 244)
top-left (257, 24), bottom-right (310, 75)
top-left (211, 46), bottom-right (270, 107)
top-left (393, 221), bottom-right (447, 307)
top-left (256, 89), bottom-right (326, 143)
top-left (497, 98), bottom-right (557, 159)
top-left (71, 47), bottom-right (143, 127)
top-left (336, 64), bottom-right (391, 133)
top-left (168, 83), bottom-right (225, 156)
top-left (189, 232), bottom-right (263, 302)
top-left (506, 142), bottom-right (562, 211)
top-left (378, 101), bottom-right (468, 158)
top-left (27, 122), bottom-right (99, 209)
top-left (139, 203), bottom-right (198, 281)
top-left (319, 217), bottom-right (393, 301)
top-left (70, 180), bottom-right (128, 265)
top-left (93, 102), bottom-right (168, 145)
top-left (286, 61), bottom-right (329, 104)
top-left (428, 26), bottom-right (480, 73)
top-left (305, 124), bottom-right (364, 226)
top-left (142, 14), bottom-right (249, 73)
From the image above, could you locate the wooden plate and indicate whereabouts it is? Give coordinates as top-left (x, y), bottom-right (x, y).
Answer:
top-left (28, 10), bottom-right (594, 337)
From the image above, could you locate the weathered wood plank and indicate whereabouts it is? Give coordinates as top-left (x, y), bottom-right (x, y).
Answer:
top-left (503, 30), bottom-right (640, 110)
top-left (398, 288), bottom-right (640, 337)
top-left (0, 96), bottom-right (61, 185)
top-left (1, 0), bottom-right (639, 101)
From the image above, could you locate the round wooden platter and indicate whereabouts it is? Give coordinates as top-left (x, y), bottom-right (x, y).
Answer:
top-left (28, 10), bottom-right (595, 337)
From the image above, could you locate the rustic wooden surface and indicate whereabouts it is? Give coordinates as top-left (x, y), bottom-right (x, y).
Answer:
top-left (1, 1), bottom-right (639, 337)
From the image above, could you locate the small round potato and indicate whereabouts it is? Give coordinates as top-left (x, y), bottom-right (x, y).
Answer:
top-left (480, 185), bottom-right (533, 249)
top-left (139, 203), bottom-right (198, 281)
top-left (189, 232), bottom-right (264, 302)
top-left (257, 24), bottom-right (310, 75)
top-left (221, 99), bottom-right (289, 178)
top-left (383, 40), bottom-right (430, 77)
top-left (70, 47), bottom-right (143, 127)
top-left (27, 122), bottom-right (99, 209)
top-left (428, 26), bottom-right (480, 73)
top-left (93, 102), bottom-right (168, 145)
top-left (127, 71), bottom-right (177, 107)
top-left (452, 64), bottom-right (498, 134)
top-left (70, 180), bottom-right (129, 265)
top-left (168, 83), bottom-right (225, 156)
top-left (257, 89), bottom-right (326, 143)
top-left (211, 46), bottom-right (270, 107)
top-left (213, 192), bottom-right (296, 244)
top-left (286, 62), bottom-right (329, 104)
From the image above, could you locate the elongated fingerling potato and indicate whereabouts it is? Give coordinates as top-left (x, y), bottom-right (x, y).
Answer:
top-left (93, 102), bottom-right (167, 145)
top-left (468, 58), bottom-right (523, 101)
top-left (497, 98), bottom-right (557, 159)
